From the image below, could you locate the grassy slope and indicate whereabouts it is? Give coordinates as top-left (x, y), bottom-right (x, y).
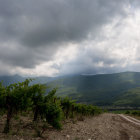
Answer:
top-left (1, 72), bottom-right (140, 107)
top-left (114, 87), bottom-right (140, 106)
top-left (49, 72), bottom-right (140, 106)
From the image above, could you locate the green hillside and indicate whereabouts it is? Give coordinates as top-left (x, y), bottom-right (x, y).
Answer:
top-left (114, 87), bottom-right (140, 107)
top-left (0, 72), bottom-right (140, 107)
top-left (48, 72), bottom-right (140, 106)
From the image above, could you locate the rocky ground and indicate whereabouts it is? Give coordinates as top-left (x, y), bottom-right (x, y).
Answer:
top-left (48, 113), bottom-right (140, 140)
top-left (0, 113), bottom-right (140, 140)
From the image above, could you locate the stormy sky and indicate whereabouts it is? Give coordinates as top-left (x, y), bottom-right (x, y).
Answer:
top-left (0, 0), bottom-right (140, 76)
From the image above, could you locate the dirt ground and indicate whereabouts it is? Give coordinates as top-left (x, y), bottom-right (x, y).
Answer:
top-left (0, 113), bottom-right (140, 140)
top-left (47, 113), bottom-right (140, 140)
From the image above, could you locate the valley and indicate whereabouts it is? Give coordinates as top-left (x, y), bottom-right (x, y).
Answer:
top-left (1, 72), bottom-right (140, 107)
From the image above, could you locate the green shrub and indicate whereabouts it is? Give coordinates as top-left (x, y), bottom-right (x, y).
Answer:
top-left (61, 97), bottom-right (75, 119)
top-left (0, 79), bottom-right (102, 135)
top-left (125, 110), bottom-right (130, 114)
top-left (45, 102), bottom-right (63, 129)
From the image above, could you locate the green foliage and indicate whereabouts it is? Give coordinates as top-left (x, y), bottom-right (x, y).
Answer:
top-left (113, 110), bottom-right (140, 116)
top-left (60, 97), bottom-right (102, 119)
top-left (0, 79), bottom-right (102, 135)
top-left (0, 82), bottom-right (6, 109)
top-left (131, 110), bottom-right (140, 116)
top-left (61, 97), bottom-right (75, 119)
top-left (123, 110), bottom-right (140, 116)
top-left (72, 103), bottom-right (102, 117)
top-left (125, 110), bottom-right (130, 114)
top-left (30, 84), bottom-right (47, 121)
top-left (1, 79), bottom-right (33, 133)
top-left (45, 102), bottom-right (62, 129)
top-left (30, 86), bottom-right (63, 129)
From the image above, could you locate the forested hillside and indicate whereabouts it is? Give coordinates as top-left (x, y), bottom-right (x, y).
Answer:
top-left (48, 72), bottom-right (140, 106)
top-left (1, 72), bottom-right (140, 107)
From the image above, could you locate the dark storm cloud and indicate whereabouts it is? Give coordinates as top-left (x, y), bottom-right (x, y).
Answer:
top-left (0, 0), bottom-right (132, 75)
top-left (21, 0), bottom-right (127, 47)
top-left (0, 43), bottom-right (57, 68)
top-left (0, 0), bottom-right (127, 45)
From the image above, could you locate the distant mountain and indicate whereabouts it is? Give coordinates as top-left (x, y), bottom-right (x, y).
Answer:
top-left (1, 72), bottom-right (140, 107)
top-left (0, 75), bottom-right (25, 85)
top-left (48, 72), bottom-right (140, 107)
top-left (0, 75), bottom-right (55, 85)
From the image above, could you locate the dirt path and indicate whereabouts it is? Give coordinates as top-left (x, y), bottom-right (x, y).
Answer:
top-left (119, 114), bottom-right (140, 126)
top-left (0, 113), bottom-right (140, 140)
top-left (47, 113), bottom-right (140, 140)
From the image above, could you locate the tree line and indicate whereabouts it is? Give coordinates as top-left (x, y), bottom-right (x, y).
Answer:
top-left (0, 79), bottom-right (102, 134)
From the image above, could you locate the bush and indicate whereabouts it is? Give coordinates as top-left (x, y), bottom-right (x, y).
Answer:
top-left (125, 110), bottom-right (130, 114)
top-left (0, 80), bottom-right (102, 134)
top-left (45, 102), bottom-right (63, 129)
top-left (131, 111), bottom-right (140, 116)
top-left (61, 97), bottom-right (76, 119)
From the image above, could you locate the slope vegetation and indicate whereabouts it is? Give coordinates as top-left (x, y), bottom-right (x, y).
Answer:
top-left (1, 72), bottom-right (140, 107)
top-left (48, 72), bottom-right (140, 106)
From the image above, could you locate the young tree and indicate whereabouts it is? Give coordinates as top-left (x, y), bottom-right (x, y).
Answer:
top-left (2, 79), bottom-right (32, 133)
top-left (30, 84), bottom-right (47, 122)
top-left (0, 82), bottom-right (5, 108)
top-left (61, 97), bottom-right (75, 119)
top-left (31, 87), bottom-right (63, 129)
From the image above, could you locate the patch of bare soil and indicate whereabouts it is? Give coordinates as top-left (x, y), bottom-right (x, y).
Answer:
top-left (47, 113), bottom-right (140, 140)
top-left (0, 113), bottom-right (140, 140)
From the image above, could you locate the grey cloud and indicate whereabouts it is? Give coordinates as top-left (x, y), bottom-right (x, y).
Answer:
top-left (0, 0), bottom-right (127, 46)
top-left (0, 0), bottom-right (134, 75)
top-left (57, 44), bottom-right (128, 75)
top-left (130, 0), bottom-right (140, 8)
top-left (0, 43), bottom-right (58, 68)
top-left (21, 0), bottom-right (127, 47)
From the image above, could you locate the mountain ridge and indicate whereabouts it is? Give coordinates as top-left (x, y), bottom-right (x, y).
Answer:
top-left (0, 72), bottom-right (140, 107)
